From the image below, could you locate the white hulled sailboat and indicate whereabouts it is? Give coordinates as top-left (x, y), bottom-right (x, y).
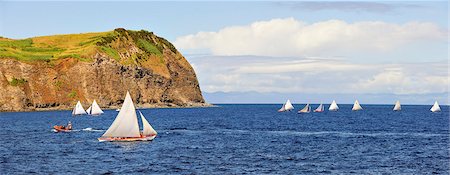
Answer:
top-left (298, 104), bottom-right (311, 113)
top-left (313, 103), bottom-right (324, 112)
top-left (98, 91), bottom-right (157, 142)
top-left (430, 101), bottom-right (441, 112)
top-left (328, 100), bottom-right (339, 111)
top-left (393, 100), bottom-right (401, 111)
top-left (352, 100), bottom-right (363, 111)
top-left (87, 100), bottom-right (104, 115)
top-left (278, 99), bottom-right (294, 112)
top-left (72, 101), bottom-right (87, 115)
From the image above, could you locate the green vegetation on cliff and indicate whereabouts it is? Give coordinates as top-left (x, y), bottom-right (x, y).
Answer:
top-left (0, 28), bottom-right (178, 66)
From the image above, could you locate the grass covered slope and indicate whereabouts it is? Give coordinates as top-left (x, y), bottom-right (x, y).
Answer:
top-left (0, 28), bottom-right (183, 77)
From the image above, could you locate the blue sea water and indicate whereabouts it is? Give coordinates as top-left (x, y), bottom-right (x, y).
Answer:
top-left (0, 104), bottom-right (448, 174)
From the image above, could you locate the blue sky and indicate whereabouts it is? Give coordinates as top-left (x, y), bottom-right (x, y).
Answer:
top-left (1, 1), bottom-right (448, 104)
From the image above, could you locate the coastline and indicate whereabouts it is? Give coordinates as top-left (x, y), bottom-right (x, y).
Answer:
top-left (0, 102), bottom-right (216, 112)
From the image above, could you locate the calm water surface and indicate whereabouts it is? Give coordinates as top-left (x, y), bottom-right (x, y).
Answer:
top-left (0, 104), bottom-right (448, 174)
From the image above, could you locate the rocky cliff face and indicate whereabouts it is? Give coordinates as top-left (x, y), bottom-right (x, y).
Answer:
top-left (0, 29), bottom-right (207, 111)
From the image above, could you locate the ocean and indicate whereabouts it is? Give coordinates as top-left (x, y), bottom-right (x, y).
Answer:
top-left (0, 104), bottom-right (448, 174)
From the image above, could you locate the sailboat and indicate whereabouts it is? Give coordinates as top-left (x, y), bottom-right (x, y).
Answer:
top-left (313, 103), bottom-right (325, 112)
top-left (352, 100), bottom-right (363, 111)
top-left (278, 99), bottom-right (294, 112)
top-left (98, 91), bottom-right (157, 142)
top-left (430, 101), bottom-right (441, 112)
top-left (328, 100), bottom-right (339, 111)
top-left (72, 101), bottom-right (87, 115)
top-left (87, 100), bottom-right (104, 115)
top-left (393, 100), bottom-right (401, 111)
top-left (298, 104), bottom-right (311, 113)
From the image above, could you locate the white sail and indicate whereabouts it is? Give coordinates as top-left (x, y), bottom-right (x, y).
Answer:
top-left (139, 111), bottom-right (157, 136)
top-left (329, 100), bottom-right (339, 111)
top-left (314, 103), bottom-right (324, 112)
top-left (72, 101), bottom-right (87, 115)
top-left (352, 100), bottom-right (363, 111)
top-left (89, 100), bottom-right (104, 115)
top-left (278, 99), bottom-right (294, 112)
top-left (298, 104), bottom-right (311, 113)
top-left (284, 100), bottom-right (294, 111)
top-left (430, 101), bottom-right (441, 112)
top-left (101, 91), bottom-right (140, 138)
top-left (393, 100), bottom-right (401, 111)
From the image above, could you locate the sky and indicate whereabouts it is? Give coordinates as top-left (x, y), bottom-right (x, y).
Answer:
top-left (1, 1), bottom-right (449, 104)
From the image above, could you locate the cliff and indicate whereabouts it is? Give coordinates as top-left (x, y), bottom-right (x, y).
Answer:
top-left (0, 28), bottom-right (207, 111)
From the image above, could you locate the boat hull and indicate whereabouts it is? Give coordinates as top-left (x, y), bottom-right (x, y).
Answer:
top-left (53, 126), bottom-right (71, 133)
top-left (98, 135), bottom-right (156, 142)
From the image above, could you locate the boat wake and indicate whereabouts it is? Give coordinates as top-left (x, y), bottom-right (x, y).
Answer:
top-left (82, 128), bottom-right (104, 132)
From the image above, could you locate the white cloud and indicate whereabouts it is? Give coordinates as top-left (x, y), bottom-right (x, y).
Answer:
top-left (188, 55), bottom-right (448, 95)
top-left (174, 18), bottom-right (447, 59)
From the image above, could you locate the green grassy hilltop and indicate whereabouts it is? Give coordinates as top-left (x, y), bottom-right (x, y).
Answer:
top-left (0, 28), bottom-right (177, 64)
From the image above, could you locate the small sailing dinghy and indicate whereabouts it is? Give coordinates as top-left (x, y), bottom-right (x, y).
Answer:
top-left (98, 91), bottom-right (157, 142)
top-left (87, 100), bottom-right (104, 115)
top-left (313, 103), bottom-right (325, 112)
top-left (72, 101), bottom-right (87, 115)
top-left (430, 101), bottom-right (441, 112)
top-left (393, 100), bottom-right (401, 111)
top-left (352, 100), bottom-right (363, 111)
top-left (328, 100), bottom-right (339, 111)
top-left (278, 99), bottom-right (294, 112)
top-left (298, 104), bottom-right (311, 113)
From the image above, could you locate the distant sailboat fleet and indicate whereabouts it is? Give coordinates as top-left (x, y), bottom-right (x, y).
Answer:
top-left (278, 100), bottom-right (442, 113)
top-left (72, 100), bottom-right (104, 116)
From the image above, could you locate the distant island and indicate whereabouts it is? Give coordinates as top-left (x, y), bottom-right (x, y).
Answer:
top-left (0, 28), bottom-right (208, 111)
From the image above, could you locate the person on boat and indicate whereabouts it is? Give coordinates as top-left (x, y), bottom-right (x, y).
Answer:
top-left (67, 121), bottom-right (72, 130)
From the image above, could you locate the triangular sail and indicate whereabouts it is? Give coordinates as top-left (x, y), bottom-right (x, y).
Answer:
top-left (139, 111), bottom-right (157, 136)
top-left (284, 100), bottom-right (294, 111)
top-left (430, 101), bottom-right (441, 112)
top-left (299, 104), bottom-right (310, 113)
top-left (101, 91), bottom-right (140, 138)
top-left (352, 100), bottom-right (363, 111)
top-left (329, 100), bottom-right (339, 111)
top-left (72, 101), bottom-right (87, 115)
top-left (90, 100), bottom-right (104, 115)
top-left (393, 100), bottom-right (401, 111)
top-left (314, 103), bottom-right (324, 112)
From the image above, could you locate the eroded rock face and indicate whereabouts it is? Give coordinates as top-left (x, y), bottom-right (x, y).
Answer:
top-left (0, 34), bottom-right (207, 111)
